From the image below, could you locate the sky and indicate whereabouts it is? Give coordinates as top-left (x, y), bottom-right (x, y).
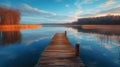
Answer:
top-left (0, 0), bottom-right (120, 23)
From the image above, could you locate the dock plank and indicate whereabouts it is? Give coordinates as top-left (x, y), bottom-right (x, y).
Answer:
top-left (35, 33), bottom-right (84, 67)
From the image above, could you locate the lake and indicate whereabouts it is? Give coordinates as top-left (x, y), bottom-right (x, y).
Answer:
top-left (0, 25), bottom-right (120, 67)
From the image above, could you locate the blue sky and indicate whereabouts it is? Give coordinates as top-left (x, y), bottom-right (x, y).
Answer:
top-left (0, 0), bottom-right (120, 23)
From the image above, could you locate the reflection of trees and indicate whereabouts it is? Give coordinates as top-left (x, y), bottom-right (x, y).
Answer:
top-left (70, 26), bottom-right (120, 63)
top-left (0, 31), bottom-right (21, 45)
top-left (71, 26), bottom-right (120, 35)
top-left (71, 26), bottom-right (120, 45)
top-left (0, 32), bottom-right (2, 44)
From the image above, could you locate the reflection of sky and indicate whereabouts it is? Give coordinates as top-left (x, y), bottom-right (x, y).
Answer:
top-left (67, 28), bottom-right (120, 67)
top-left (0, 26), bottom-right (120, 67)
top-left (0, 38), bottom-right (50, 67)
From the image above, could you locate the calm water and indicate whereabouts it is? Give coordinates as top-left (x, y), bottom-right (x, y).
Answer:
top-left (0, 25), bottom-right (120, 67)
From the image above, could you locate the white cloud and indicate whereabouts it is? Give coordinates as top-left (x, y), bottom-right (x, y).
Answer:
top-left (72, 0), bottom-right (119, 18)
top-left (0, 3), bottom-right (77, 23)
top-left (77, 5), bottom-right (120, 18)
top-left (74, 0), bottom-right (82, 9)
top-left (74, 10), bottom-right (83, 16)
top-left (93, 6), bottom-right (120, 17)
top-left (65, 4), bottom-right (70, 8)
top-left (73, 0), bottom-right (98, 17)
top-left (99, 0), bottom-right (116, 8)
top-left (19, 4), bottom-right (78, 23)
top-left (17, 3), bottom-right (57, 17)
top-left (100, 6), bottom-right (120, 13)
top-left (74, 0), bottom-right (98, 9)
top-left (0, 3), bottom-right (11, 8)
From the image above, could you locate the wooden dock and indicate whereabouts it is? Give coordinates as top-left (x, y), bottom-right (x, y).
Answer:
top-left (35, 32), bottom-right (84, 67)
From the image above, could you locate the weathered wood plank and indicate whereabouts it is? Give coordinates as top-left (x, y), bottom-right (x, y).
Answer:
top-left (35, 33), bottom-right (84, 67)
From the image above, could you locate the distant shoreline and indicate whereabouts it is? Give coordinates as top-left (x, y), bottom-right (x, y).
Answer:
top-left (41, 24), bottom-right (120, 26)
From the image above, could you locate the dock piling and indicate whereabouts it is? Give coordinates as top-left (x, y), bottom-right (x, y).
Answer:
top-left (65, 31), bottom-right (67, 36)
top-left (76, 42), bottom-right (80, 57)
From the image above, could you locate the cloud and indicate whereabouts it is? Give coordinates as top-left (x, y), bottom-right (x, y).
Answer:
top-left (99, 6), bottom-right (120, 14)
top-left (21, 15), bottom-right (77, 23)
top-left (93, 6), bottom-right (120, 17)
top-left (19, 4), bottom-right (78, 23)
top-left (73, 0), bottom-right (98, 17)
top-left (18, 4), bottom-right (78, 23)
top-left (99, 0), bottom-right (116, 7)
top-left (74, 0), bottom-right (82, 9)
top-left (0, 3), bottom-right (12, 9)
top-left (74, 0), bottom-right (98, 9)
top-left (0, 3), bottom-right (77, 23)
top-left (65, 4), bottom-right (70, 8)
top-left (17, 3), bottom-right (57, 17)
top-left (73, 0), bottom-right (118, 18)
top-left (74, 10), bottom-right (83, 16)
top-left (77, 5), bottom-right (120, 18)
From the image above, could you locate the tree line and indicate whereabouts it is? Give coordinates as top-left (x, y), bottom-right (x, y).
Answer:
top-left (72, 15), bottom-right (120, 25)
top-left (0, 7), bottom-right (20, 25)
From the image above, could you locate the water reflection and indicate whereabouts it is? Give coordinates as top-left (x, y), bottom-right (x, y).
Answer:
top-left (70, 25), bottom-right (120, 44)
top-left (0, 25), bottom-right (40, 31)
top-left (0, 25), bottom-right (120, 67)
top-left (0, 25), bottom-right (41, 45)
top-left (0, 31), bottom-right (21, 45)
top-left (67, 25), bottom-right (120, 67)
top-left (71, 25), bottom-right (120, 35)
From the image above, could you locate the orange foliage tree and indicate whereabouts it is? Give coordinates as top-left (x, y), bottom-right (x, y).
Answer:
top-left (0, 7), bottom-right (20, 25)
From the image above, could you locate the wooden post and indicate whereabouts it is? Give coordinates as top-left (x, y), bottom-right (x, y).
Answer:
top-left (76, 42), bottom-right (80, 57)
top-left (65, 31), bottom-right (67, 36)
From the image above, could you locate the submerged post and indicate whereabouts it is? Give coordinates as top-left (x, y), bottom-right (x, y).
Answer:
top-left (65, 31), bottom-right (67, 36)
top-left (76, 42), bottom-right (80, 57)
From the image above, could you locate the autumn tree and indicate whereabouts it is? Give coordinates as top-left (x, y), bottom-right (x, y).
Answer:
top-left (0, 7), bottom-right (20, 25)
